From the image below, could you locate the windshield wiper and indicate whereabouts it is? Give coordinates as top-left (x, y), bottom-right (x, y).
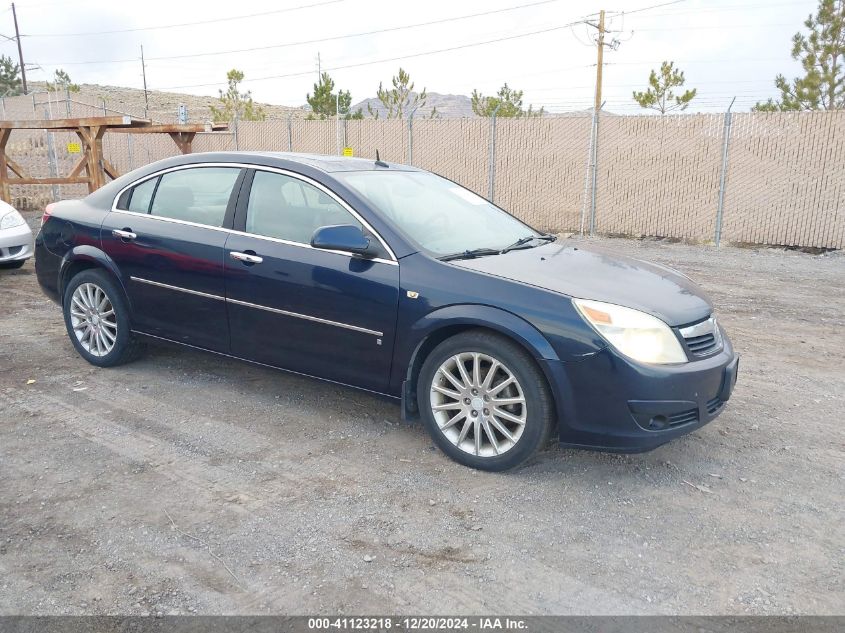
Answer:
top-left (500, 233), bottom-right (557, 254)
top-left (438, 247), bottom-right (502, 262)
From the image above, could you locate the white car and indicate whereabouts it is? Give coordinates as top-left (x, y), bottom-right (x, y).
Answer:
top-left (0, 200), bottom-right (34, 269)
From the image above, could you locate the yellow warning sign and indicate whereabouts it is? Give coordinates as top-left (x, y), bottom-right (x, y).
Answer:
top-left (342, 147), bottom-right (353, 157)
top-left (66, 142), bottom-right (81, 154)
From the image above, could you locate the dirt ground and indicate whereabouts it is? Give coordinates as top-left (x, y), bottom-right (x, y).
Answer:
top-left (1, 224), bottom-right (843, 616)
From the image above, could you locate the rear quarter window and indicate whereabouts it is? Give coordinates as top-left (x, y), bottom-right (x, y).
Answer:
top-left (118, 176), bottom-right (159, 213)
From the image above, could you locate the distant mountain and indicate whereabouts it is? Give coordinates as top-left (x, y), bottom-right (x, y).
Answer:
top-left (29, 82), bottom-right (304, 123)
top-left (351, 92), bottom-right (475, 119)
top-left (350, 92), bottom-right (598, 119)
top-left (26, 82), bottom-right (596, 122)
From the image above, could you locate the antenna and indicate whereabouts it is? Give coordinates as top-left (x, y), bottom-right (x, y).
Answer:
top-left (375, 150), bottom-right (388, 168)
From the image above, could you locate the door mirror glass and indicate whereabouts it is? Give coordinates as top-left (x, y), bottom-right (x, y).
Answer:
top-left (311, 224), bottom-right (376, 257)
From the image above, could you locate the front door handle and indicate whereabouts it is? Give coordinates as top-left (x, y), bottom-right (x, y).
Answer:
top-left (112, 228), bottom-right (137, 241)
top-left (230, 251), bottom-right (263, 265)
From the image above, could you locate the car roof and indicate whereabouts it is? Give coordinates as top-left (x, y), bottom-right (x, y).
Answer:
top-left (85, 151), bottom-right (421, 215)
top-left (187, 151), bottom-right (420, 173)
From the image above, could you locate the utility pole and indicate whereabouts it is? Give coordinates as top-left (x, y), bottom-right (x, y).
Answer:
top-left (140, 45), bottom-right (149, 118)
top-left (11, 3), bottom-right (26, 94)
top-left (592, 9), bottom-right (605, 112)
top-left (317, 52), bottom-right (321, 79)
top-left (586, 10), bottom-right (621, 112)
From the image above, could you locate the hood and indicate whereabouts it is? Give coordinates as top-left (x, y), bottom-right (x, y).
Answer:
top-left (448, 242), bottom-right (712, 327)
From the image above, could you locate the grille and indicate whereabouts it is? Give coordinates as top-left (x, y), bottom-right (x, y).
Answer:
top-left (669, 408), bottom-right (699, 427)
top-left (686, 333), bottom-right (717, 354)
top-left (679, 317), bottom-right (722, 357)
top-left (706, 396), bottom-right (724, 415)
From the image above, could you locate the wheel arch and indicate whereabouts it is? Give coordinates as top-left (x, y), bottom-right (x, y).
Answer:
top-left (59, 246), bottom-right (128, 307)
top-left (399, 305), bottom-right (561, 422)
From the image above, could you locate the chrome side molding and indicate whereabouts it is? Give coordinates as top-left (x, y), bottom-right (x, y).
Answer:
top-left (130, 276), bottom-right (225, 301)
top-left (129, 276), bottom-right (381, 337)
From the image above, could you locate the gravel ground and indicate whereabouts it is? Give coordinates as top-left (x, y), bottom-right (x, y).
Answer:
top-left (1, 224), bottom-right (843, 615)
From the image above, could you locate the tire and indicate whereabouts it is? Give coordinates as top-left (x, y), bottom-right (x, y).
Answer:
top-left (62, 269), bottom-right (141, 367)
top-left (0, 259), bottom-right (26, 269)
top-left (418, 329), bottom-right (555, 471)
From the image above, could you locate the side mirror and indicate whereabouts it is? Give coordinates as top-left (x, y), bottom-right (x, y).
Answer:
top-left (311, 224), bottom-right (378, 258)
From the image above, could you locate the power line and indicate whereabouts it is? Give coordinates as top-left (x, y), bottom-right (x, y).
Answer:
top-left (623, 0), bottom-right (815, 19)
top-left (24, 0), bottom-right (344, 37)
top-left (606, 58), bottom-right (787, 65)
top-left (34, 0), bottom-right (566, 66)
top-left (5, 0), bottom-right (74, 8)
top-left (633, 22), bottom-right (794, 31)
top-left (157, 20), bottom-right (590, 91)
top-left (523, 80), bottom-right (783, 92)
top-left (606, 0), bottom-right (688, 17)
top-left (149, 0), bottom-right (564, 62)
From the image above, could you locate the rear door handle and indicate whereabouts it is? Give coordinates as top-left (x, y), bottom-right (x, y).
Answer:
top-left (112, 228), bottom-right (137, 241)
top-left (230, 251), bottom-right (263, 264)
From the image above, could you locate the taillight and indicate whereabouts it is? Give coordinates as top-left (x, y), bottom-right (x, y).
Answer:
top-left (41, 203), bottom-right (55, 227)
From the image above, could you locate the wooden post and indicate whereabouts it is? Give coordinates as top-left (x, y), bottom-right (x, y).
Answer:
top-left (93, 125), bottom-right (107, 188)
top-left (0, 128), bottom-right (11, 203)
top-left (77, 125), bottom-right (108, 192)
top-left (76, 126), bottom-right (95, 193)
top-left (169, 131), bottom-right (196, 154)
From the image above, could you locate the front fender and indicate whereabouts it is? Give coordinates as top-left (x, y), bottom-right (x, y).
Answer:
top-left (407, 303), bottom-right (560, 365)
top-left (58, 245), bottom-right (127, 304)
top-left (393, 303), bottom-right (562, 420)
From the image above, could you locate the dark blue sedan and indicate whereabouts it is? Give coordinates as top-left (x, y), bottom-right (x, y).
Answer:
top-left (35, 152), bottom-right (738, 471)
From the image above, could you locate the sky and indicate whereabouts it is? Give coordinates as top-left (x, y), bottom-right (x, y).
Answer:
top-left (0, 0), bottom-right (820, 115)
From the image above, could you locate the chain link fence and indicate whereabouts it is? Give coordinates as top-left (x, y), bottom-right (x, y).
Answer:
top-left (2, 92), bottom-right (843, 249)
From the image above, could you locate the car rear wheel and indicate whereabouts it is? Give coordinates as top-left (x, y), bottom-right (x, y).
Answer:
top-left (63, 269), bottom-right (141, 367)
top-left (418, 330), bottom-right (554, 471)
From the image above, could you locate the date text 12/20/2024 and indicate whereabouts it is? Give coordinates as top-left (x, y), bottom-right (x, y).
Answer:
top-left (308, 617), bottom-right (528, 630)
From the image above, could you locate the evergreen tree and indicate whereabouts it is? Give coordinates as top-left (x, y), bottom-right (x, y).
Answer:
top-left (47, 69), bottom-right (80, 93)
top-left (210, 69), bottom-right (266, 123)
top-left (632, 61), bottom-right (697, 114)
top-left (754, 0), bottom-right (844, 111)
top-left (0, 55), bottom-right (22, 97)
top-left (306, 72), bottom-right (363, 120)
top-left (471, 83), bottom-right (543, 117)
top-left (368, 68), bottom-right (428, 119)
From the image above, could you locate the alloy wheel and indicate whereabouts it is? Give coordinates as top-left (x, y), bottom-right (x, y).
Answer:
top-left (69, 282), bottom-right (118, 357)
top-left (429, 352), bottom-right (527, 457)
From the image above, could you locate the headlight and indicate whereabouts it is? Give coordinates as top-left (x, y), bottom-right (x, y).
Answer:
top-left (0, 209), bottom-right (25, 230)
top-left (573, 298), bottom-right (687, 364)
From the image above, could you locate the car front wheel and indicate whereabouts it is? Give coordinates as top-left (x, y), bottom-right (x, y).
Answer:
top-left (418, 330), bottom-right (554, 471)
top-left (62, 269), bottom-right (140, 367)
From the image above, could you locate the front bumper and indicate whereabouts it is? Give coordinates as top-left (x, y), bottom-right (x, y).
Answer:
top-left (541, 335), bottom-right (738, 452)
top-left (0, 221), bottom-right (35, 263)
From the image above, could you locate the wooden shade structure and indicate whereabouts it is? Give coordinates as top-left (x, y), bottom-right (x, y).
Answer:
top-left (0, 116), bottom-right (228, 203)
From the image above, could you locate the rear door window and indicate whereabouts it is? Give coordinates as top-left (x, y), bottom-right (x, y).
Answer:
top-left (150, 167), bottom-right (241, 227)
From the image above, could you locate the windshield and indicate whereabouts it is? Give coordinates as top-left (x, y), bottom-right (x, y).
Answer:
top-left (335, 170), bottom-right (539, 256)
